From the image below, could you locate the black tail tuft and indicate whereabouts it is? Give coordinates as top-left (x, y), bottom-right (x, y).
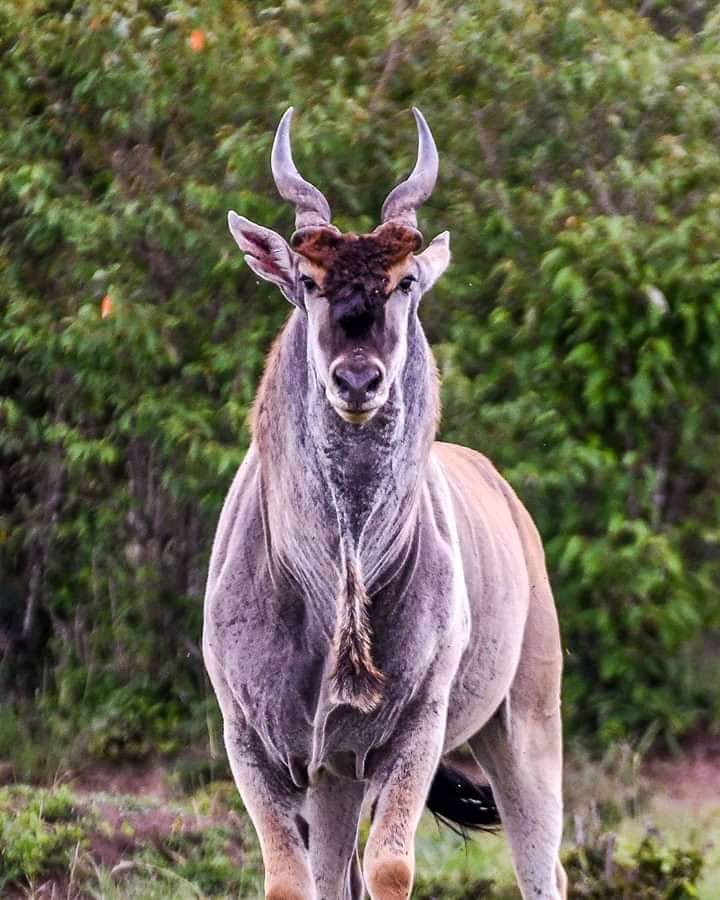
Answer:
top-left (426, 762), bottom-right (501, 835)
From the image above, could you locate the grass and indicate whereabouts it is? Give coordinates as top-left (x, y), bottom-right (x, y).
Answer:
top-left (414, 816), bottom-right (515, 897)
top-left (0, 781), bottom-right (262, 899)
top-left (0, 785), bottom-right (87, 893)
top-left (0, 746), bottom-right (717, 898)
top-left (609, 793), bottom-right (720, 898)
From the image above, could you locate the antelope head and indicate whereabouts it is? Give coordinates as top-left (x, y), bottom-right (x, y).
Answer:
top-left (228, 108), bottom-right (450, 425)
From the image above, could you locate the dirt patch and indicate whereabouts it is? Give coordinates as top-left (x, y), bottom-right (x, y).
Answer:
top-left (645, 739), bottom-right (720, 809)
top-left (86, 797), bottom-right (242, 868)
top-left (69, 760), bottom-right (170, 801)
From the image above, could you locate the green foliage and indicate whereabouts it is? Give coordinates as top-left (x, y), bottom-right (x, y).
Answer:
top-left (138, 825), bottom-right (248, 896)
top-left (1, 0), bottom-right (720, 761)
top-left (0, 781), bottom-right (260, 897)
top-left (413, 871), bottom-right (498, 899)
top-left (563, 747), bottom-right (708, 896)
top-left (83, 680), bottom-right (196, 761)
top-left (0, 786), bottom-right (86, 890)
top-left (565, 832), bottom-right (704, 898)
top-left (431, 0), bottom-right (720, 742)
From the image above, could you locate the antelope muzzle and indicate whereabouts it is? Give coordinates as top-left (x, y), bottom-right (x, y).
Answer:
top-left (327, 356), bottom-right (388, 424)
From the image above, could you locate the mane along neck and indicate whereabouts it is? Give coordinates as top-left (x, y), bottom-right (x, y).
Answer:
top-left (251, 310), bottom-right (439, 711)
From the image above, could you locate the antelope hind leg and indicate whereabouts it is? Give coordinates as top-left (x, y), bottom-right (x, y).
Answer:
top-left (468, 506), bottom-right (567, 900)
top-left (223, 710), bottom-right (315, 900)
top-left (469, 701), bottom-right (566, 900)
top-left (467, 562), bottom-right (566, 900)
top-left (467, 575), bottom-right (567, 900)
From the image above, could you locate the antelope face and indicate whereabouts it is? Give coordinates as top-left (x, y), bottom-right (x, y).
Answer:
top-left (293, 223), bottom-right (421, 424)
top-left (227, 108), bottom-right (450, 425)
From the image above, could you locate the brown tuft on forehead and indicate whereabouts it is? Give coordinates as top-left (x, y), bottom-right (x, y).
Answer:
top-left (291, 225), bottom-right (344, 265)
top-left (293, 222), bottom-right (421, 304)
top-left (369, 222), bottom-right (423, 261)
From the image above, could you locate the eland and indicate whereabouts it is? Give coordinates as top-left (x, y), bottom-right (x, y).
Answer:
top-left (203, 108), bottom-right (566, 900)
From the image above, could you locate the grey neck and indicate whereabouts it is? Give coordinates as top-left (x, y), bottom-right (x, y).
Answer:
top-left (255, 311), bottom-right (437, 626)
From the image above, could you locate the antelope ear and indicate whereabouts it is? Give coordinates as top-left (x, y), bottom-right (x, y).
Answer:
top-left (228, 211), bottom-right (299, 305)
top-left (416, 231), bottom-right (450, 292)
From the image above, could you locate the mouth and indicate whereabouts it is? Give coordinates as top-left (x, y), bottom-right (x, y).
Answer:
top-left (326, 387), bottom-right (386, 425)
top-left (334, 407), bottom-right (379, 425)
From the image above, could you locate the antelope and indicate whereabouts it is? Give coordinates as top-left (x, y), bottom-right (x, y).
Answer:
top-left (203, 108), bottom-right (566, 900)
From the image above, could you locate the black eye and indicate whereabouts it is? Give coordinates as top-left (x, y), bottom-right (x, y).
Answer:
top-left (300, 274), bottom-right (318, 292)
top-left (398, 276), bottom-right (416, 294)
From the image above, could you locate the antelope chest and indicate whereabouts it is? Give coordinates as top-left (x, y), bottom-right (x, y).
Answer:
top-left (204, 521), bottom-right (468, 784)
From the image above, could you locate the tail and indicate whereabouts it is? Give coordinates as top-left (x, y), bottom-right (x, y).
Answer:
top-left (426, 761), bottom-right (501, 834)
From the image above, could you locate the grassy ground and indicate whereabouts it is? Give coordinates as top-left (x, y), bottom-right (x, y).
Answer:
top-left (0, 746), bottom-right (718, 898)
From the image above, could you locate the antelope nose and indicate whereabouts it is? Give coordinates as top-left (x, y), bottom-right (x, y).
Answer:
top-left (332, 362), bottom-right (384, 407)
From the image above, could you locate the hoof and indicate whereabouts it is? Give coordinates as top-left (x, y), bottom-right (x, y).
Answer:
top-left (266, 882), bottom-right (308, 900)
top-left (367, 857), bottom-right (413, 900)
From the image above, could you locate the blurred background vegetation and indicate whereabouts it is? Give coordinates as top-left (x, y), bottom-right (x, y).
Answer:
top-left (2, 0), bottom-right (720, 785)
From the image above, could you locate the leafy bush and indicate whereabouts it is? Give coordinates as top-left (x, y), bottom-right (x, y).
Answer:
top-left (86, 682), bottom-right (187, 761)
top-left (0, 786), bottom-right (87, 890)
top-left (1, 0), bottom-right (720, 761)
top-left (565, 832), bottom-right (703, 898)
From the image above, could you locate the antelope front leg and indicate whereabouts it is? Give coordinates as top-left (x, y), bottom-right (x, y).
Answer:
top-left (223, 710), bottom-right (314, 900)
top-left (306, 774), bottom-right (365, 900)
top-left (363, 703), bottom-right (445, 900)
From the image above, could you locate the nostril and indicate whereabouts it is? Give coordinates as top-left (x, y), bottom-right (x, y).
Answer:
top-left (332, 368), bottom-right (352, 394)
top-left (366, 370), bottom-right (383, 394)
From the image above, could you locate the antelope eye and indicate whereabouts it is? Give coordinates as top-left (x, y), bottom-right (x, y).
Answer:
top-left (398, 276), bottom-right (416, 294)
top-left (300, 274), bottom-right (318, 292)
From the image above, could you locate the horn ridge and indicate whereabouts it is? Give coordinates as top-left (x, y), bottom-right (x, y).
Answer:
top-left (381, 107), bottom-right (439, 229)
top-left (271, 107), bottom-right (332, 230)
